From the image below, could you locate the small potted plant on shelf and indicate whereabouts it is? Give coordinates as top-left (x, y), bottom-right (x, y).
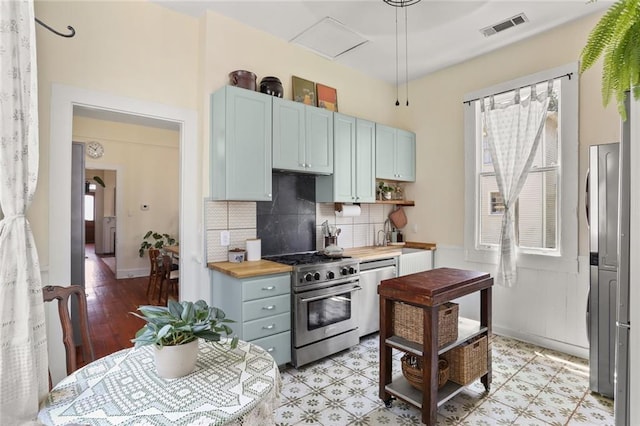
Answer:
top-left (138, 230), bottom-right (177, 257)
top-left (131, 299), bottom-right (238, 379)
top-left (377, 181), bottom-right (395, 201)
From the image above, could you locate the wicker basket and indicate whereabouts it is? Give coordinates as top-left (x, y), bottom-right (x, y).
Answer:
top-left (443, 335), bottom-right (488, 385)
top-left (401, 354), bottom-right (449, 390)
top-left (392, 302), bottom-right (459, 347)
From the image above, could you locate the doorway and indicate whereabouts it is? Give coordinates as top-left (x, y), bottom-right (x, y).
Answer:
top-left (86, 169), bottom-right (117, 277)
top-left (47, 84), bottom-right (201, 384)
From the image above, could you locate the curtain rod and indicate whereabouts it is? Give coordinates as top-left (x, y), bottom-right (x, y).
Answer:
top-left (35, 17), bottom-right (76, 38)
top-left (463, 72), bottom-right (572, 106)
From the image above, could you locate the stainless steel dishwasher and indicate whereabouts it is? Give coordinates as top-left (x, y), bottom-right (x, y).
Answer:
top-left (357, 257), bottom-right (397, 337)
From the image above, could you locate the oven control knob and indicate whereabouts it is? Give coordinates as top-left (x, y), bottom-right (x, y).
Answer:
top-left (348, 267), bottom-right (356, 275)
top-left (314, 272), bottom-right (321, 281)
top-left (305, 273), bottom-right (314, 282)
top-left (340, 267), bottom-right (349, 276)
top-left (326, 271), bottom-right (335, 279)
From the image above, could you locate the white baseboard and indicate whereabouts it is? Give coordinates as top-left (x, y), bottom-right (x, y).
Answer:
top-left (116, 268), bottom-right (148, 280)
top-left (493, 325), bottom-right (588, 360)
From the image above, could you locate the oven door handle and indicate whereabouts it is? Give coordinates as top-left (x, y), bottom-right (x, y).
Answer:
top-left (299, 286), bottom-right (362, 303)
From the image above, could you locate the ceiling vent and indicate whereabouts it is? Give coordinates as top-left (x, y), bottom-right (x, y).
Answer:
top-left (480, 13), bottom-right (528, 37)
top-left (290, 17), bottom-right (368, 60)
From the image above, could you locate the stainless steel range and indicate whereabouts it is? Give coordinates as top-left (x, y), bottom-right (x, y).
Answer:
top-left (264, 252), bottom-right (361, 368)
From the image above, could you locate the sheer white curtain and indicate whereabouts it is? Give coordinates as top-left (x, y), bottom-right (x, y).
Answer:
top-left (0, 0), bottom-right (49, 424)
top-left (482, 81), bottom-right (552, 287)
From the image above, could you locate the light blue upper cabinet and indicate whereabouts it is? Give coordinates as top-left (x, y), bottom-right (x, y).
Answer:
top-left (210, 86), bottom-right (272, 201)
top-left (355, 119), bottom-right (376, 201)
top-left (273, 97), bottom-right (333, 174)
top-left (316, 114), bottom-right (375, 203)
top-left (375, 124), bottom-right (416, 182)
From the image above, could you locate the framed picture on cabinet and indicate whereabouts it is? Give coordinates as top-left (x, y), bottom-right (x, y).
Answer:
top-left (316, 83), bottom-right (338, 112)
top-left (292, 76), bottom-right (316, 106)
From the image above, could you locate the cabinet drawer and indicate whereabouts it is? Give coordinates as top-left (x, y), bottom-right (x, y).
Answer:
top-left (251, 331), bottom-right (291, 366)
top-left (242, 274), bottom-right (290, 301)
top-left (243, 294), bottom-right (290, 321)
top-left (243, 312), bottom-right (291, 341)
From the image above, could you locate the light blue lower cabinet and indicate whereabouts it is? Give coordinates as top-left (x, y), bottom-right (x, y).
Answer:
top-left (251, 331), bottom-right (292, 367)
top-left (242, 294), bottom-right (290, 322)
top-left (242, 313), bottom-right (291, 341)
top-left (211, 270), bottom-right (292, 365)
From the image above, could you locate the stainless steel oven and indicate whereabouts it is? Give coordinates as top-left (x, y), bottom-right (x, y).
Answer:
top-left (294, 279), bottom-right (360, 348)
top-left (264, 252), bottom-right (361, 368)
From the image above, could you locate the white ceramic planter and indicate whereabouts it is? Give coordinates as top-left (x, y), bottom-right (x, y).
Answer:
top-left (153, 339), bottom-right (199, 379)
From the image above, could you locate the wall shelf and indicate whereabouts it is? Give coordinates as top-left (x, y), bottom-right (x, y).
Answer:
top-left (375, 200), bottom-right (415, 206)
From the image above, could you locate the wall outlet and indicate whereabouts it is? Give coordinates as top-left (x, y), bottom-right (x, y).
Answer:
top-left (220, 230), bottom-right (230, 246)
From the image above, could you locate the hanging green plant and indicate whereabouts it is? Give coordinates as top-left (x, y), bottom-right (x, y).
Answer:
top-left (579, 0), bottom-right (640, 120)
top-left (93, 176), bottom-right (106, 188)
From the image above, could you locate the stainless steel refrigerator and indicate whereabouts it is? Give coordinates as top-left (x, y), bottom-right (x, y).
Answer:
top-left (614, 99), bottom-right (631, 426)
top-left (587, 142), bottom-right (619, 399)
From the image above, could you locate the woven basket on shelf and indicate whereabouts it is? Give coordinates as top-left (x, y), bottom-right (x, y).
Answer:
top-left (392, 302), bottom-right (459, 348)
top-left (443, 335), bottom-right (488, 385)
top-left (401, 354), bottom-right (449, 390)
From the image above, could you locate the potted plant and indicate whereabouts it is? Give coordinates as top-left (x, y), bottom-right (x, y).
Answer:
top-left (138, 230), bottom-right (177, 257)
top-left (580, 0), bottom-right (640, 120)
top-left (131, 299), bottom-right (238, 379)
top-left (377, 181), bottom-right (395, 200)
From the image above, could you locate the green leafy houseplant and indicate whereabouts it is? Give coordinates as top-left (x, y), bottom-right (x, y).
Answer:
top-left (377, 181), bottom-right (395, 200)
top-left (131, 299), bottom-right (238, 349)
top-left (138, 230), bottom-right (177, 257)
top-left (580, 0), bottom-right (640, 120)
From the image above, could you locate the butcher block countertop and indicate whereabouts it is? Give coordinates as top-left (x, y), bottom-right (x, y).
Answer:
top-left (207, 260), bottom-right (292, 279)
top-left (343, 241), bottom-right (436, 261)
top-left (208, 241), bottom-right (435, 278)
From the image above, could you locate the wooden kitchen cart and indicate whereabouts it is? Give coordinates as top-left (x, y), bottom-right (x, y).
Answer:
top-left (378, 267), bottom-right (493, 425)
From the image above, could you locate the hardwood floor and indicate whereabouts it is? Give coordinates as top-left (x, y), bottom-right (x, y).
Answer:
top-left (84, 245), bottom-right (159, 360)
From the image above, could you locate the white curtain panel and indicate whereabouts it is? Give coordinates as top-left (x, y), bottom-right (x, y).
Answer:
top-left (0, 0), bottom-right (49, 424)
top-left (482, 81), bottom-right (552, 287)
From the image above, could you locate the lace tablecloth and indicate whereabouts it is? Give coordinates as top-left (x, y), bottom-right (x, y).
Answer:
top-left (38, 340), bottom-right (281, 425)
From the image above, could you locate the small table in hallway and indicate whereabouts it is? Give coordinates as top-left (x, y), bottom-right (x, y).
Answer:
top-left (38, 339), bottom-right (281, 425)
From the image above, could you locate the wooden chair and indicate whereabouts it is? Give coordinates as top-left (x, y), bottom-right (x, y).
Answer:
top-left (157, 254), bottom-right (179, 304)
top-left (146, 248), bottom-right (162, 299)
top-left (42, 285), bottom-right (95, 387)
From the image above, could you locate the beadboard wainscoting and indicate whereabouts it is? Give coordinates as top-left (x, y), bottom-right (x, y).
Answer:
top-left (435, 245), bottom-right (590, 359)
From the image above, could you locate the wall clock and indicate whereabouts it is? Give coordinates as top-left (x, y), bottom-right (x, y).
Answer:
top-left (86, 141), bottom-right (104, 159)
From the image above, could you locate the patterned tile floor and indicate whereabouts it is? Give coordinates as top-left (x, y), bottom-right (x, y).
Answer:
top-left (275, 334), bottom-right (614, 425)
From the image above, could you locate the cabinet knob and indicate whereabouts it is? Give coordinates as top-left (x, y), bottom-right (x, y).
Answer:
top-left (262, 305), bottom-right (275, 310)
top-left (307, 164), bottom-right (312, 168)
top-left (262, 324), bottom-right (276, 330)
top-left (267, 347), bottom-right (275, 352)
top-left (262, 286), bottom-right (276, 291)
top-left (267, 193), bottom-right (272, 197)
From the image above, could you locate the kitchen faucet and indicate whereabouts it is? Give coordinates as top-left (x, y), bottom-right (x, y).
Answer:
top-left (377, 229), bottom-right (387, 247)
top-left (377, 219), bottom-right (392, 246)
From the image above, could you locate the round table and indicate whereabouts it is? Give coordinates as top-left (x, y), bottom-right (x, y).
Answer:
top-left (38, 340), bottom-right (281, 425)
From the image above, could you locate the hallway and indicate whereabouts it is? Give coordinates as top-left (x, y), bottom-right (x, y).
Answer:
top-left (83, 244), bottom-right (149, 360)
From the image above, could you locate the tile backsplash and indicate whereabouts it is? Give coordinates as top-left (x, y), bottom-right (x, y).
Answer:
top-left (205, 181), bottom-right (395, 262)
top-left (257, 173), bottom-right (316, 256)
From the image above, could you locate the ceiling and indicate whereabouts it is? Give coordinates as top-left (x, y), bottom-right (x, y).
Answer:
top-left (153, 0), bottom-right (611, 84)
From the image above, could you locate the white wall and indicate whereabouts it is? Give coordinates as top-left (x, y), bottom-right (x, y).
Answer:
top-left (74, 116), bottom-right (179, 277)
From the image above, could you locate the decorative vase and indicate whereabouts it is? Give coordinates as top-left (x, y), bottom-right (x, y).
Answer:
top-left (259, 76), bottom-right (283, 98)
top-left (153, 339), bottom-right (199, 379)
top-left (228, 70), bottom-right (257, 91)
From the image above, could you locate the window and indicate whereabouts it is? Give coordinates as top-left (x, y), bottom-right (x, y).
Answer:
top-left (463, 63), bottom-right (578, 272)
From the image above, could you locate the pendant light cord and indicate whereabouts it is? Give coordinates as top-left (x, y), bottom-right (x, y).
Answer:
top-left (405, 5), bottom-right (409, 106)
top-left (395, 7), bottom-right (400, 106)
